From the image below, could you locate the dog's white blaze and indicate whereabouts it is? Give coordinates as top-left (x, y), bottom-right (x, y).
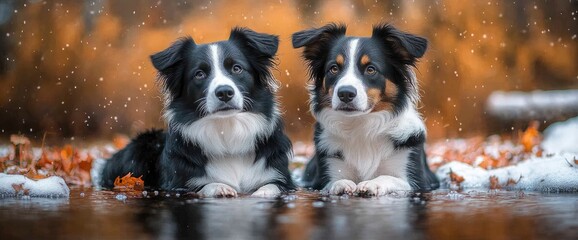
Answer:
top-left (331, 39), bottom-right (368, 112)
top-left (187, 155), bottom-right (282, 194)
top-left (316, 107), bottom-right (425, 187)
top-left (207, 45), bottom-right (244, 113)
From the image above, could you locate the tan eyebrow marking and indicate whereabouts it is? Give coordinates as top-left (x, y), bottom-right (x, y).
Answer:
top-left (336, 54), bottom-right (344, 65)
top-left (360, 54), bottom-right (371, 65)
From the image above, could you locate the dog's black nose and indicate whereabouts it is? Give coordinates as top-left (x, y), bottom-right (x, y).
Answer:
top-left (337, 86), bottom-right (357, 103)
top-left (215, 85), bottom-right (235, 102)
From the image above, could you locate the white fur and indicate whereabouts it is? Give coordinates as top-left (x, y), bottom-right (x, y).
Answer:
top-left (357, 175), bottom-right (412, 196)
top-left (316, 107), bottom-right (425, 192)
top-left (166, 110), bottom-right (274, 157)
top-left (187, 155), bottom-right (283, 194)
top-left (198, 183), bottom-right (238, 198)
top-left (251, 183), bottom-right (281, 198)
top-left (331, 39), bottom-right (369, 112)
top-left (207, 44), bottom-right (244, 113)
top-left (326, 179), bottom-right (356, 195)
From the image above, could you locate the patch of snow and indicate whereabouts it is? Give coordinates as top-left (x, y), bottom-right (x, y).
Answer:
top-left (542, 116), bottom-right (578, 154)
top-left (436, 153), bottom-right (578, 192)
top-left (90, 157), bottom-right (107, 187)
top-left (0, 173), bottom-right (70, 198)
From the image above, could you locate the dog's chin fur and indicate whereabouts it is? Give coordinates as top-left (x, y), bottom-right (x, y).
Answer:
top-left (100, 27), bottom-right (295, 197)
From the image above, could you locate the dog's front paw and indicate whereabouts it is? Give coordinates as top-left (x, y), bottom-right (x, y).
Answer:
top-left (251, 184), bottom-right (281, 198)
top-left (198, 183), bottom-right (238, 198)
top-left (328, 179), bottom-right (357, 195)
top-left (357, 176), bottom-right (411, 197)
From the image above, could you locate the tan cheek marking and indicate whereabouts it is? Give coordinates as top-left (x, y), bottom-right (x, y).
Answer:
top-left (360, 55), bottom-right (371, 66)
top-left (384, 79), bottom-right (398, 100)
top-left (368, 79), bottom-right (399, 112)
top-left (336, 54), bottom-right (344, 66)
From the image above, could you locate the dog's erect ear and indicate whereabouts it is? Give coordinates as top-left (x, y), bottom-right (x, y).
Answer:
top-left (292, 23), bottom-right (346, 85)
top-left (229, 27), bottom-right (279, 90)
top-left (150, 37), bottom-right (195, 98)
top-left (372, 23), bottom-right (427, 66)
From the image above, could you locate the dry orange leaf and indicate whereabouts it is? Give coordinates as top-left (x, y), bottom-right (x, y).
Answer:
top-left (114, 172), bottom-right (144, 191)
top-left (60, 145), bottom-right (73, 173)
top-left (476, 155), bottom-right (497, 169)
top-left (506, 177), bottom-right (521, 186)
top-left (489, 176), bottom-right (501, 189)
top-left (113, 134), bottom-right (130, 149)
top-left (78, 154), bottom-right (93, 172)
top-left (574, 157), bottom-right (578, 165)
top-left (520, 121), bottom-right (541, 153)
top-left (449, 169), bottom-right (465, 184)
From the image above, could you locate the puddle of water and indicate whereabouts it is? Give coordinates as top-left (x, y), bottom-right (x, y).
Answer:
top-left (0, 188), bottom-right (577, 240)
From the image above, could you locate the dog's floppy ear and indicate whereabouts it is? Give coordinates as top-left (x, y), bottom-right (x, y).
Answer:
top-left (292, 23), bottom-right (346, 86)
top-left (371, 23), bottom-right (427, 66)
top-left (150, 37), bottom-right (195, 98)
top-left (229, 27), bottom-right (279, 91)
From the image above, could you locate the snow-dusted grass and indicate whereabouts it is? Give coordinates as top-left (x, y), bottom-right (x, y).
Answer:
top-left (0, 173), bottom-right (70, 198)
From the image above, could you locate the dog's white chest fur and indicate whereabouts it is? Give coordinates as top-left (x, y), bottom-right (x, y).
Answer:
top-left (172, 112), bottom-right (280, 193)
top-left (166, 111), bottom-right (274, 156)
top-left (188, 154), bottom-right (280, 193)
top-left (316, 108), bottom-right (425, 182)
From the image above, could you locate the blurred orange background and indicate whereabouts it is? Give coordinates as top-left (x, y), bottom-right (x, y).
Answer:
top-left (0, 0), bottom-right (576, 144)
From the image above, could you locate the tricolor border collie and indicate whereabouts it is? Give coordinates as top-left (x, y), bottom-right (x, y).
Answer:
top-left (101, 27), bottom-right (295, 198)
top-left (292, 23), bottom-right (439, 196)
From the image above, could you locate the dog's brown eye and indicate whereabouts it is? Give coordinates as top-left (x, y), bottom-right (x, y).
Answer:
top-left (194, 70), bottom-right (206, 79)
top-left (232, 65), bottom-right (243, 74)
top-left (329, 64), bottom-right (339, 74)
top-left (366, 66), bottom-right (376, 75)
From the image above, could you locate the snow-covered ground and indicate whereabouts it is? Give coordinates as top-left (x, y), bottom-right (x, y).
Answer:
top-left (0, 173), bottom-right (70, 198)
top-left (436, 116), bottom-right (578, 192)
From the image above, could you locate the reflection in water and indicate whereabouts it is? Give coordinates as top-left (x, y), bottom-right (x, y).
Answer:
top-left (0, 189), bottom-right (577, 239)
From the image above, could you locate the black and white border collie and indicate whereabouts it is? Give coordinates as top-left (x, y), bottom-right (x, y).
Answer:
top-left (292, 23), bottom-right (439, 196)
top-left (101, 27), bottom-right (295, 198)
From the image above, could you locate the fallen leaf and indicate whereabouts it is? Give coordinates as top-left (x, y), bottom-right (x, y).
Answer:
top-left (520, 121), bottom-right (541, 153)
top-left (113, 134), bottom-right (130, 149)
top-left (506, 177), bottom-right (521, 186)
top-left (25, 170), bottom-right (48, 180)
top-left (449, 168), bottom-right (465, 185)
top-left (36, 152), bottom-right (53, 168)
top-left (78, 154), bottom-right (93, 172)
top-left (489, 176), bottom-right (501, 189)
top-left (574, 157), bottom-right (578, 165)
top-left (114, 172), bottom-right (144, 191)
top-left (475, 155), bottom-right (496, 169)
top-left (60, 145), bottom-right (73, 174)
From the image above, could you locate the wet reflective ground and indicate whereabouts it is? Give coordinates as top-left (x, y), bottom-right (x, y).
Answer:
top-left (1, 188), bottom-right (577, 240)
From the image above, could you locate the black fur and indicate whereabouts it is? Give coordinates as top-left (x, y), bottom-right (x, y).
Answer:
top-left (101, 27), bottom-right (294, 195)
top-left (100, 129), bottom-right (165, 189)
